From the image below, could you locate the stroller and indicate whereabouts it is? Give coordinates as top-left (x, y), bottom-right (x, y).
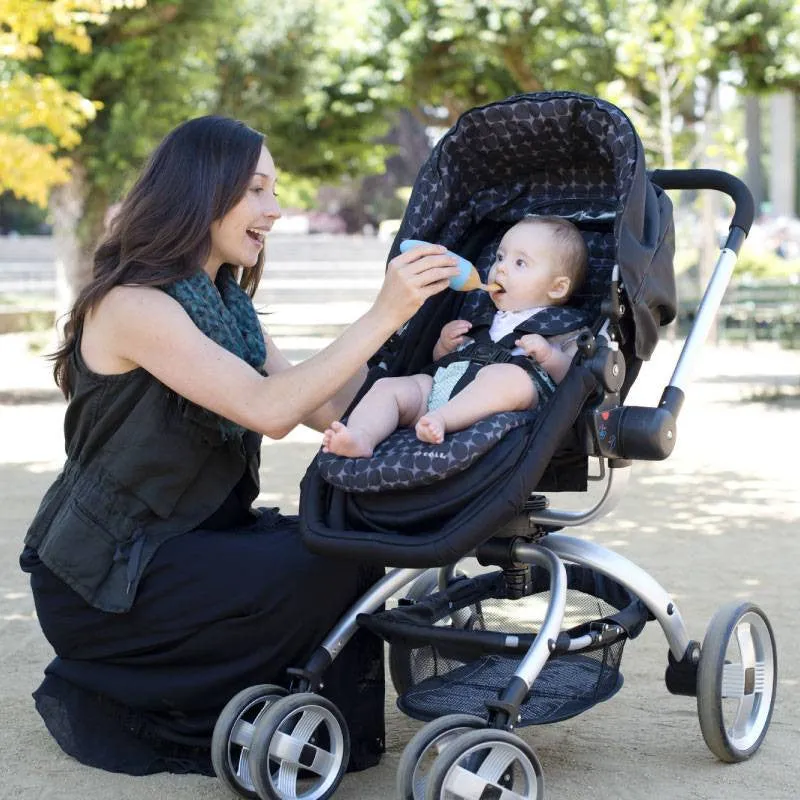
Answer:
top-left (211, 92), bottom-right (777, 800)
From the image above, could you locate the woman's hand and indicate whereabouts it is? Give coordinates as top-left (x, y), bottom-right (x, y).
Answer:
top-left (433, 319), bottom-right (472, 360)
top-left (371, 243), bottom-right (459, 329)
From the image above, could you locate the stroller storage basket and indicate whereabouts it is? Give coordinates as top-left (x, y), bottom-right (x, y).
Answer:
top-left (358, 565), bottom-right (649, 725)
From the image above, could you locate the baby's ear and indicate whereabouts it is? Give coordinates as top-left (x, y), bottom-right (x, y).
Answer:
top-left (548, 276), bottom-right (571, 301)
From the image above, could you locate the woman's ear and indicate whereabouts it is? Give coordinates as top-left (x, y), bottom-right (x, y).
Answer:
top-left (548, 275), bottom-right (571, 302)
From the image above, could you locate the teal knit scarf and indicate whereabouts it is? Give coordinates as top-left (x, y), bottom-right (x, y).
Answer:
top-left (162, 265), bottom-right (266, 440)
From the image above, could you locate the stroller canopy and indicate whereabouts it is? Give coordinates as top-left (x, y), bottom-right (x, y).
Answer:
top-left (391, 91), bottom-right (676, 359)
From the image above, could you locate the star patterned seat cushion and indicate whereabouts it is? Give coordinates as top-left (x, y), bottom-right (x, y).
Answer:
top-left (318, 410), bottom-right (533, 494)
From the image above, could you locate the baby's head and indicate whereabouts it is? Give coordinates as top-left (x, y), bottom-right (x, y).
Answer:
top-left (487, 216), bottom-right (588, 312)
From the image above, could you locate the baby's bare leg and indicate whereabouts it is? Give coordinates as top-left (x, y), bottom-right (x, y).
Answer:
top-left (322, 375), bottom-right (433, 457)
top-left (416, 364), bottom-right (537, 444)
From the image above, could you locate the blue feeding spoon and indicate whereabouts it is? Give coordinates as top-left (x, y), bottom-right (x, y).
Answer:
top-left (399, 239), bottom-right (499, 292)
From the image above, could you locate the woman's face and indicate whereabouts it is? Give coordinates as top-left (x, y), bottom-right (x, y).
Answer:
top-left (205, 146), bottom-right (281, 277)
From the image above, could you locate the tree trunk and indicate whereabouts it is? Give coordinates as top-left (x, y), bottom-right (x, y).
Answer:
top-left (768, 92), bottom-right (796, 217)
top-left (744, 95), bottom-right (764, 215)
top-left (698, 83), bottom-right (721, 346)
top-left (49, 165), bottom-right (92, 338)
top-left (656, 63), bottom-right (674, 169)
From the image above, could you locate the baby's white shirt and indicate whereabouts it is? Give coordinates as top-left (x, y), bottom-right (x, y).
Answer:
top-left (488, 307), bottom-right (545, 354)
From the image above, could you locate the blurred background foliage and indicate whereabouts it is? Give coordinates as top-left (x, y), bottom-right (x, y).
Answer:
top-left (0, 0), bottom-right (798, 292)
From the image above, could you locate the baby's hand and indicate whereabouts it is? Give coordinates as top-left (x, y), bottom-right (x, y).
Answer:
top-left (515, 333), bottom-right (554, 363)
top-left (516, 333), bottom-right (574, 383)
top-left (436, 319), bottom-right (472, 358)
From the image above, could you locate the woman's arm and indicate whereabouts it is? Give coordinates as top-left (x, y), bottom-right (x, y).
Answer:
top-left (263, 334), bottom-right (367, 432)
top-left (89, 244), bottom-right (457, 439)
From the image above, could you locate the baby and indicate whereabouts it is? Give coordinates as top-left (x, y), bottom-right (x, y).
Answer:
top-left (322, 216), bottom-right (588, 457)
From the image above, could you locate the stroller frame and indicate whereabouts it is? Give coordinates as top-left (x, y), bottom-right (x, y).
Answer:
top-left (211, 118), bottom-right (777, 799)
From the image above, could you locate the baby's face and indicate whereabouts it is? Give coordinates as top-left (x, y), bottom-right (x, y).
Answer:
top-left (487, 223), bottom-right (569, 312)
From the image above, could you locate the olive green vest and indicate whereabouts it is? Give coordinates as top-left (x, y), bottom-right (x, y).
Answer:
top-left (24, 348), bottom-right (259, 613)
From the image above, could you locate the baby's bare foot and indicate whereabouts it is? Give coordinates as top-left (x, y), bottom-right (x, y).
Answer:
top-left (322, 420), bottom-right (374, 457)
top-left (415, 413), bottom-right (445, 444)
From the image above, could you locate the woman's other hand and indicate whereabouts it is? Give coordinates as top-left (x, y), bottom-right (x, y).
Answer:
top-left (433, 319), bottom-right (472, 360)
top-left (372, 243), bottom-right (459, 328)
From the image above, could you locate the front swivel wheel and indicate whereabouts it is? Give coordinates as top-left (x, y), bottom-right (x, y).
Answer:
top-left (697, 601), bottom-right (777, 762)
top-left (397, 714), bottom-right (487, 800)
top-left (424, 728), bottom-right (544, 800)
top-left (248, 692), bottom-right (350, 800)
top-left (211, 683), bottom-right (288, 798)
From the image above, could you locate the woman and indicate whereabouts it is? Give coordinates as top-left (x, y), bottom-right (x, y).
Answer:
top-left (20, 115), bottom-right (458, 776)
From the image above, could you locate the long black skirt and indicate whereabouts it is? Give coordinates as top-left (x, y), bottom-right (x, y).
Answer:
top-left (20, 509), bottom-right (385, 776)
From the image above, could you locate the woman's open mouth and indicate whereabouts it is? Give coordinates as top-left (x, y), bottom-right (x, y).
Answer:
top-left (246, 228), bottom-right (266, 245)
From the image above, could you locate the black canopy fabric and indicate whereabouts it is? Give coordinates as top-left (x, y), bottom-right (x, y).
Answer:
top-left (388, 91), bottom-right (676, 361)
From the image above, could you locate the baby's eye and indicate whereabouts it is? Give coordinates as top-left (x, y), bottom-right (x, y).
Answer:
top-left (496, 252), bottom-right (504, 262)
top-left (515, 258), bottom-right (527, 268)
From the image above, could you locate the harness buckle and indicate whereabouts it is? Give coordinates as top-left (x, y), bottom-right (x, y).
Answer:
top-left (469, 343), bottom-right (514, 365)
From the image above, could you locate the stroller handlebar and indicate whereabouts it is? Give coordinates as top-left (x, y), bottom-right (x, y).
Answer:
top-left (649, 168), bottom-right (755, 236)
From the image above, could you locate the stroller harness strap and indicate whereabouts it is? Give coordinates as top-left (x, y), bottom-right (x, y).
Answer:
top-left (429, 304), bottom-right (590, 407)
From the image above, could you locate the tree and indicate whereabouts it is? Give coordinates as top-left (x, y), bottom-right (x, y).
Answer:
top-left (32, 0), bottom-right (233, 310)
top-left (214, 0), bottom-right (402, 191)
top-left (0, 0), bottom-right (145, 207)
top-left (29, 0), bottom-right (409, 304)
top-left (373, 0), bottom-right (616, 128)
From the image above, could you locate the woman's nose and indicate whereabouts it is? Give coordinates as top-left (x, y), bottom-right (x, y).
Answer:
top-left (265, 194), bottom-right (281, 220)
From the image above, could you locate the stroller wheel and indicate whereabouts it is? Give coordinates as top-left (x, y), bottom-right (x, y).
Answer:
top-left (697, 601), bottom-right (777, 762)
top-left (424, 728), bottom-right (544, 800)
top-left (396, 714), bottom-right (487, 800)
top-left (211, 683), bottom-right (288, 798)
top-left (248, 692), bottom-right (350, 800)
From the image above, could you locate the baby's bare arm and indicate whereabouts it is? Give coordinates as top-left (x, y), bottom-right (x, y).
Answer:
top-left (433, 319), bottom-right (472, 361)
top-left (515, 333), bottom-right (575, 383)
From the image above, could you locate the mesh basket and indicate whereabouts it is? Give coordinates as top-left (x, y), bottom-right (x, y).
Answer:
top-left (358, 565), bottom-right (649, 726)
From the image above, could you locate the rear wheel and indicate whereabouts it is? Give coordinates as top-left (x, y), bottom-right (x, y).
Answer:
top-left (697, 601), bottom-right (777, 762)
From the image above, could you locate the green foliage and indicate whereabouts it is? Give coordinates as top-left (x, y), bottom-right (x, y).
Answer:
top-left (0, 192), bottom-right (49, 234)
top-left (708, 0), bottom-right (800, 91)
top-left (734, 248), bottom-right (800, 280)
top-left (374, 0), bottom-right (615, 125)
top-left (215, 0), bottom-right (398, 183)
top-left (8, 0), bottom-right (800, 254)
top-left (0, 0), bottom-right (143, 206)
top-left (41, 0), bottom-right (231, 198)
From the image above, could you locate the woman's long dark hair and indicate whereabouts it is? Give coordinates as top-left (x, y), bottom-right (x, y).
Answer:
top-left (52, 115), bottom-right (266, 397)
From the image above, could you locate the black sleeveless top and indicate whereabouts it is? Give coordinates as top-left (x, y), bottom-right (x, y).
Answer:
top-left (24, 342), bottom-right (260, 613)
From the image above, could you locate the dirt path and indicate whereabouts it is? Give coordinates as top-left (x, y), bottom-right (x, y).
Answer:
top-left (1, 339), bottom-right (798, 800)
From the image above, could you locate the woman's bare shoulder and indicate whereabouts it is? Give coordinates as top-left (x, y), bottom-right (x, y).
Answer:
top-left (97, 284), bottom-right (176, 317)
top-left (84, 285), bottom-right (186, 373)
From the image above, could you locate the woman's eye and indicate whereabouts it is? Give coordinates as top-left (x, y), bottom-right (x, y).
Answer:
top-left (250, 187), bottom-right (264, 195)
